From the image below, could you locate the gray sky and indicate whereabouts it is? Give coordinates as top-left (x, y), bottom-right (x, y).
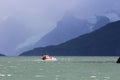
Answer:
top-left (0, 0), bottom-right (120, 56)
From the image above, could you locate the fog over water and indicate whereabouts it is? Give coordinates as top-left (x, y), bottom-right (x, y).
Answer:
top-left (0, 0), bottom-right (120, 56)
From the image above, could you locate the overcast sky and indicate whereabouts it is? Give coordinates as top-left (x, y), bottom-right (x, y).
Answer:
top-left (0, 0), bottom-right (120, 56)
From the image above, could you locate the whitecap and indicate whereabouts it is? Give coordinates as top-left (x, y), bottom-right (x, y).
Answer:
top-left (104, 77), bottom-right (110, 80)
top-left (7, 74), bottom-right (12, 77)
top-left (0, 73), bottom-right (5, 77)
top-left (90, 75), bottom-right (97, 78)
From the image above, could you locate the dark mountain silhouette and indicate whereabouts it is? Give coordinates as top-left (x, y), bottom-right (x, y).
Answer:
top-left (34, 15), bottom-right (91, 47)
top-left (0, 53), bottom-right (5, 56)
top-left (20, 15), bottom-right (110, 54)
top-left (92, 16), bottom-right (110, 31)
top-left (27, 16), bottom-right (110, 49)
top-left (20, 20), bottom-right (120, 56)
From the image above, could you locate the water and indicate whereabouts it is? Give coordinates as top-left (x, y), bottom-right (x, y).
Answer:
top-left (0, 56), bottom-right (119, 80)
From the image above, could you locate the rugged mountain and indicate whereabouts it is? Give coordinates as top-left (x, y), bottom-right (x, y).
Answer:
top-left (20, 20), bottom-right (120, 56)
top-left (92, 16), bottom-right (110, 31)
top-left (32, 16), bottom-right (110, 48)
top-left (20, 15), bottom-right (110, 54)
top-left (34, 15), bottom-right (91, 47)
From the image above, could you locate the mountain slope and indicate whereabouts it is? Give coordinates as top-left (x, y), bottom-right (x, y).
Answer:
top-left (34, 15), bottom-right (91, 47)
top-left (0, 53), bottom-right (6, 56)
top-left (20, 15), bottom-right (110, 54)
top-left (92, 16), bottom-right (110, 31)
top-left (20, 20), bottom-right (120, 56)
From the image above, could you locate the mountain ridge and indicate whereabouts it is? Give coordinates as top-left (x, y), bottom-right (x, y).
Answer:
top-left (19, 15), bottom-right (110, 54)
top-left (34, 15), bottom-right (91, 47)
top-left (0, 53), bottom-right (6, 56)
top-left (20, 20), bottom-right (120, 56)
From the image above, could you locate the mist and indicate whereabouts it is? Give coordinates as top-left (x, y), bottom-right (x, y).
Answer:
top-left (0, 0), bottom-right (120, 56)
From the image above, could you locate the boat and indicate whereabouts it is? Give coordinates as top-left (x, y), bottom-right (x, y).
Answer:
top-left (41, 55), bottom-right (57, 61)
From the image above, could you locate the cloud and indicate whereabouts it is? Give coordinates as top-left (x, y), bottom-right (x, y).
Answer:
top-left (73, 0), bottom-right (120, 21)
top-left (16, 34), bottom-right (43, 50)
top-left (0, 0), bottom-right (120, 55)
top-left (0, 0), bottom-right (79, 55)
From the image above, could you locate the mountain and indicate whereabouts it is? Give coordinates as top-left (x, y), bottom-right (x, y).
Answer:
top-left (20, 20), bottom-right (120, 56)
top-left (92, 16), bottom-right (110, 31)
top-left (0, 53), bottom-right (5, 56)
top-left (20, 15), bottom-right (110, 54)
top-left (28, 16), bottom-right (110, 48)
top-left (34, 15), bottom-right (91, 47)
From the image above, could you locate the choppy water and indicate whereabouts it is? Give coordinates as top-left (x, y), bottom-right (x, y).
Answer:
top-left (0, 56), bottom-right (119, 80)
